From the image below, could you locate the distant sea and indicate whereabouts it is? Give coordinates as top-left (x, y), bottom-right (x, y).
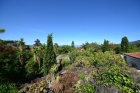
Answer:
top-left (59, 45), bottom-right (81, 48)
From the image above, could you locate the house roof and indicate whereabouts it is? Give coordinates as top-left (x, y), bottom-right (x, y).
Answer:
top-left (124, 52), bottom-right (140, 59)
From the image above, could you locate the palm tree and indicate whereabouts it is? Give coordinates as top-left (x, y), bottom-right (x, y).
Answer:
top-left (54, 43), bottom-right (59, 54)
top-left (33, 47), bottom-right (41, 68)
top-left (39, 44), bottom-right (46, 57)
top-left (18, 38), bottom-right (25, 65)
top-left (18, 38), bottom-right (25, 52)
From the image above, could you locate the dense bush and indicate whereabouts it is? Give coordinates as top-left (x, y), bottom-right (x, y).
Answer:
top-left (0, 44), bottom-right (23, 82)
top-left (68, 51), bottom-right (138, 92)
top-left (69, 49), bottom-right (92, 57)
top-left (25, 58), bottom-right (39, 77)
top-left (73, 56), bottom-right (92, 68)
top-left (58, 45), bottom-right (73, 54)
top-left (0, 82), bottom-right (17, 93)
top-left (92, 51), bottom-right (137, 93)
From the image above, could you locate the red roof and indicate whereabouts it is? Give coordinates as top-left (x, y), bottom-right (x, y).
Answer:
top-left (124, 52), bottom-right (140, 59)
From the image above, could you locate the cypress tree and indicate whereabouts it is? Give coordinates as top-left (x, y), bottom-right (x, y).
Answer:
top-left (43, 34), bottom-right (56, 75)
top-left (121, 36), bottom-right (130, 53)
top-left (71, 41), bottom-right (75, 48)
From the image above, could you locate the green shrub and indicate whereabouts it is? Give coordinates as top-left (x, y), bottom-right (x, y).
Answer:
top-left (93, 51), bottom-right (137, 93)
top-left (58, 45), bottom-right (72, 54)
top-left (68, 51), bottom-right (76, 63)
top-left (0, 44), bottom-right (23, 82)
top-left (61, 57), bottom-right (71, 68)
top-left (79, 72), bottom-right (85, 80)
top-left (25, 58), bottom-right (39, 77)
top-left (0, 82), bottom-right (17, 93)
top-left (77, 83), bottom-right (95, 93)
top-left (73, 56), bottom-right (92, 68)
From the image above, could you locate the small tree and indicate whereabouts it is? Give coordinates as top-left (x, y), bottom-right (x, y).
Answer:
top-left (43, 34), bottom-right (56, 75)
top-left (0, 28), bottom-right (5, 44)
top-left (34, 39), bottom-right (41, 46)
top-left (71, 41), bottom-right (75, 48)
top-left (121, 36), bottom-right (130, 53)
top-left (17, 38), bottom-right (25, 65)
top-left (102, 39), bottom-right (110, 52)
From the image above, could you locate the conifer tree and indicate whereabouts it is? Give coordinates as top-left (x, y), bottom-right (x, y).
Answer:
top-left (34, 39), bottom-right (41, 46)
top-left (71, 41), bottom-right (75, 48)
top-left (102, 39), bottom-right (110, 52)
top-left (43, 34), bottom-right (56, 75)
top-left (121, 36), bottom-right (130, 53)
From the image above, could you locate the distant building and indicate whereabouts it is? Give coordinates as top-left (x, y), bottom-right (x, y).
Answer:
top-left (7, 43), bottom-right (18, 47)
top-left (123, 52), bottom-right (140, 70)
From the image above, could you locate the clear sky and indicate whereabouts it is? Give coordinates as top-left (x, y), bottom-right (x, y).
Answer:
top-left (0, 0), bottom-right (140, 45)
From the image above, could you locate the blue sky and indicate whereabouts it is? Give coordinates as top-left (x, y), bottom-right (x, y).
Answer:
top-left (0, 0), bottom-right (140, 45)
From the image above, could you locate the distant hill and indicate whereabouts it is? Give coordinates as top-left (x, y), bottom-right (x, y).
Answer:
top-left (129, 40), bottom-right (140, 45)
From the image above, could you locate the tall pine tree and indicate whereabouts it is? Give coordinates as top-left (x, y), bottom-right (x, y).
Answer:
top-left (43, 34), bottom-right (56, 75)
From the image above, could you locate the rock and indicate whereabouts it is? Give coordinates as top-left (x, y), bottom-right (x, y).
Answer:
top-left (95, 85), bottom-right (122, 93)
top-left (127, 67), bottom-right (140, 83)
top-left (56, 55), bottom-right (63, 64)
top-left (24, 83), bottom-right (32, 88)
top-left (88, 79), bottom-right (95, 84)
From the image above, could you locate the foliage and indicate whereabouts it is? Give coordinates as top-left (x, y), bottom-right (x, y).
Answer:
top-left (17, 38), bottom-right (25, 65)
top-left (79, 72), bottom-right (85, 80)
top-left (81, 42), bottom-right (101, 52)
top-left (129, 45), bottom-right (139, 53)
top-left (77, 83), bottom-right (95, 93)
top-left (0, 28), bottom-right (5, 33)
top-left (58, 45), bottom-right (73, 54)
top-left (121, 36), bottom-right (130, 53)
top-left (75, 71), bottom-right (95, 93)
top-left (54, 43), bottom-right (59, 54)
top-left (71, 41), bottom-right (75, 48)
top-left (33, 47), bottom-right (41, 68)
top-left (25, 58), bottom-right (39, 77)
top-left (102, 39), bottom-right (110, 52)
top-left (69, 49), bottom-right (92, 57)
top-left (92, 51), bottom-right (137, 93)
top-left (39, 43), bottom-right (47, 59)
top-left (43, 34), bottom-right (56, 75)
top-left (73, 56), bottom-right (92, 68)
top-left (114, 46), bottom-right (121, 54)
top-left (0, 39), bottom-right (18, 45)
top-left (0, 44), bottom-right (23, 82)
top-left (50, 64), bottom-right (58, 74)
top-left (68, 51), bottom-right (76, 63)
top-left (34, 39), bottom-right (41, 46)
top-left (61, 57), bottom-right (71, 68)
top-left (0, 82), bottom-right (17, 93)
